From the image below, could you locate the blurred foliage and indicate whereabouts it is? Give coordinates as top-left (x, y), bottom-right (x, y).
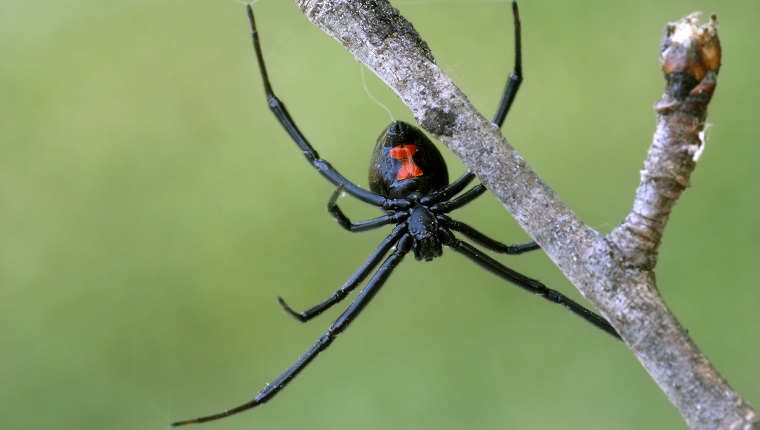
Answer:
top-left (1, 0), bottom-right (758, 429)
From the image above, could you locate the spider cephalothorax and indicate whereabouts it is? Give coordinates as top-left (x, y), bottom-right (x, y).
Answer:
top-left (172, 2), bottom-right (620, 427)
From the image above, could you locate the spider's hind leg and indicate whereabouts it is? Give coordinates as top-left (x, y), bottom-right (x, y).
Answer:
top-left (436, 0), bottom-right (524, 191)
top-left (246, 5), bottom-right (385, 207)
top-left (493, 0), bottom-right (523, 128)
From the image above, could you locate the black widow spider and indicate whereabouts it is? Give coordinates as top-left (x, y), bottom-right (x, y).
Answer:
top-left (172, 1), bottom-right (621, 426)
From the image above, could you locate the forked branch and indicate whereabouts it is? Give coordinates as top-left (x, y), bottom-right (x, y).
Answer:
top-left (293, 0), bottom-right (758, 428)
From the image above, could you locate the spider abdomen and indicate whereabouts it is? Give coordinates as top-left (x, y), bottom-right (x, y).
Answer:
top-left (369, 121), bottom-right (449, 199)
top-left (407, 206), bottom-right (442, 261)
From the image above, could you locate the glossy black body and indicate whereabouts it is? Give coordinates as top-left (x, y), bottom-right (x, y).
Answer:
top-left (171, 2), bottom-right (621, 426)
top-left (369, 121), bottom-right (449, 200)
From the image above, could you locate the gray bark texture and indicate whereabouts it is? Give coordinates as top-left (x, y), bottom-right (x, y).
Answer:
top-left (293, 1), bottom-right (757, 428)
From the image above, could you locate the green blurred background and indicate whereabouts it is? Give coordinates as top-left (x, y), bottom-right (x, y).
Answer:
top-left (2, 0), bottom-right (758, 429)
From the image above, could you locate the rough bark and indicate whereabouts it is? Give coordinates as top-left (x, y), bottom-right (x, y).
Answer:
top-left (293, 1), bottom-right (758, 428)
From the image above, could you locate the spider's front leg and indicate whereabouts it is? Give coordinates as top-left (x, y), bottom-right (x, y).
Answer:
top-left (439, 229), bottom-right (620, 340)
top-left (171, 234), bottom-right (413, 426)
top-left (278, 186), bottom-right (411, 323)
top-left (437, 215), bottom-right (539, 255)
top-left (278, 224), bottom-right (407, 323)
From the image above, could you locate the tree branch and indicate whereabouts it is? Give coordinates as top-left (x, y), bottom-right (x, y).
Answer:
top-left (293, 1), bottom-right (757, 428)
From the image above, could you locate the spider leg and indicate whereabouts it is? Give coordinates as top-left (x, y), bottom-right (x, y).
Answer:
top-left (328, 185), bottom-right (408, 232)
top-left (440, 229), bottom-right (621, 340)
top-left (492, 0), bottom-right (523, 128)
top-left (171, 234), bottom-right (413, 427)
top-left (438, 215), bottom-right (539, 255)
top-left (279, 224), bottom-right (407, 322)
top-left (420, 169), bottom-right (477, 206)
top-left (443, 0), bottom-right (524, 190)
top-left (246, 5), bottom-right (386, 207)
top-left (431, 184), bottom-right (488, 213)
